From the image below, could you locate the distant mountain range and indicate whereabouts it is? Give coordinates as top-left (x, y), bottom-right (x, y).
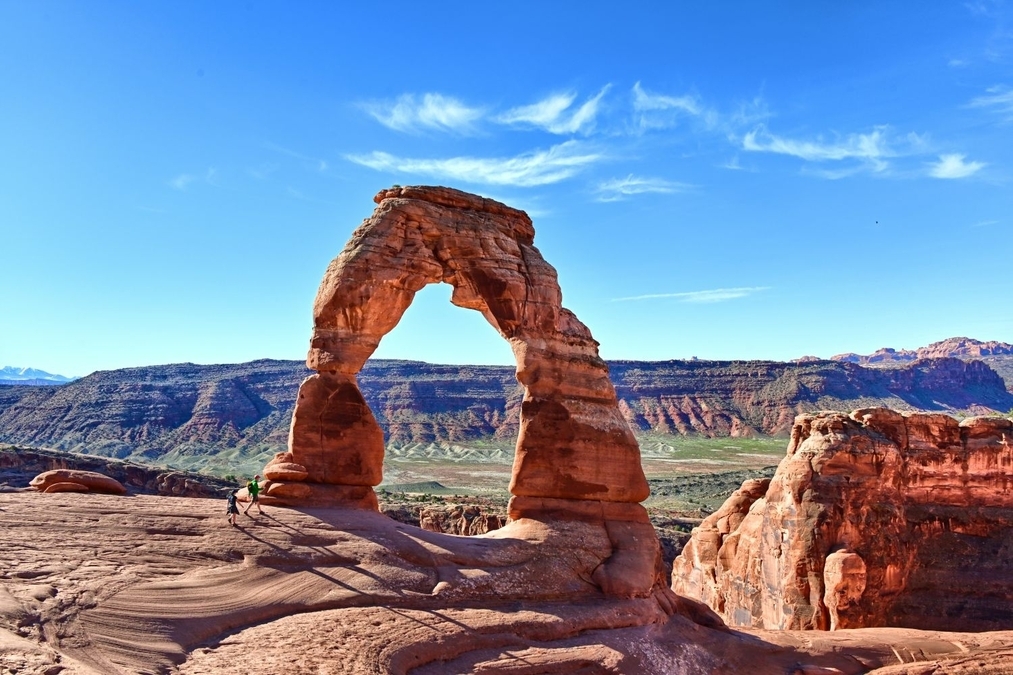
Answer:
top-left (0, 366), bottom-right (76, 386)
top-left (1, 337), bottom-right (1010, 476)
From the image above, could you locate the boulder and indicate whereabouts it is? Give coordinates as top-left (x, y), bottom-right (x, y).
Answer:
top-left (30, 470), bottom-right (127, 496)
top-left (43, 482), bottom-right (90, 494)
top-left (263, 462), bottom-right (309, 482)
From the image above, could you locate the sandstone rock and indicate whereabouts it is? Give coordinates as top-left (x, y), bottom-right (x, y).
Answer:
top-left (417, 504), bottom-right (504, 536)
top-left (264, 481), bottom-right (312, 499)
top-left (262, 461), bottom-right (309, 482)
top-left (271, 186), bottom-right (649, 512)
top-left (672, 408), bottom-right (1013, 631)
top-left (9, 492), bottom-right (1013, 675)
top-left (823, 549), bottom-right (867, 631)
top-left (29, 469), bottom-right (127, 495)
top-left (42, 481), bottom-right (90, 494)
top-left (255, 185), bottom-right (663, 602)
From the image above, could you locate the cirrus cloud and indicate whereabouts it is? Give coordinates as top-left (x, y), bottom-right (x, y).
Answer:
top-left (596, 174), bottom-right (693, 202)
top-left (496, 86), bottom-right (611, 135)
top-left (743, 125), bottom-right (895, 172)
top-left (362, 93), bottom-right (485, 134)
top-left (612, 286), bottom-right (770, 303)
top-left (967, 85), bottom-right (1013, 121)
top-left (345, 140), bottom-right (602, 187)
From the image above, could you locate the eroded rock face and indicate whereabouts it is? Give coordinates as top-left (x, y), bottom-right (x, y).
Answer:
top-left (270, 185), bottom-right (649, 510)
top-left (418, 504), bottom-right (504, 536)
top-left (672, 409), bottom-right (1013, 631)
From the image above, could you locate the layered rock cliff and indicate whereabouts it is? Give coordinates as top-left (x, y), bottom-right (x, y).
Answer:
top-left (1, 357), bottom-right (1010, 476)
top-left (671, 409), bottom-right (1013, 632)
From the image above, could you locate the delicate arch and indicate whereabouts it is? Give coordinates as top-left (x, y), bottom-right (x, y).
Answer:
top-left (267, 186), bottom-right (649, 512)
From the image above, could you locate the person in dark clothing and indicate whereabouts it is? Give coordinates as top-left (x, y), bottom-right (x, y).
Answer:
top-left (226, 488), bottom-right (240, 526)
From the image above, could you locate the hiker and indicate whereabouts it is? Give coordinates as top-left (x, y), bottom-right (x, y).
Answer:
top-left (243, 474), bottom-right (263, 516)
top-left (226, 488), bottom-right (240, 526)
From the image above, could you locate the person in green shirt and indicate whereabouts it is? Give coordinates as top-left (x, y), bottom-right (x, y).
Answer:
top-left (243, 474), bottom-right (264, 516)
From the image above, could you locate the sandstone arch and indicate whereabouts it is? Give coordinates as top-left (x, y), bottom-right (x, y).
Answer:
top-left (262, 185), bottom-right (650, 522)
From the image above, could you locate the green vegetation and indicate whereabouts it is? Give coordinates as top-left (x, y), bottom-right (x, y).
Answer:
top-left (637, 433), bottom-right (785, 478)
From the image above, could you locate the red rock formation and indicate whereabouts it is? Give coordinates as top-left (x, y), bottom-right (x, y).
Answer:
top-left (672, 409), bottom-right (1013, 631)
top-left (269, 186), bottom-right (649, 512)
top-left (418, 504), bottom-right (504, 536)
top-left (257, 185), bottom-right (659, 600)
top-left (29, 469), bottom-right (127, 495)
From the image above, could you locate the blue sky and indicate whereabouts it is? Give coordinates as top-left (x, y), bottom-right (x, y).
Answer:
top-left (3, 1), bottom-right (1012, 377)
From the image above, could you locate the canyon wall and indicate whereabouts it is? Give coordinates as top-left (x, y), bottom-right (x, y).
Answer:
top-left (1, 357), bottom-right (1010, 476)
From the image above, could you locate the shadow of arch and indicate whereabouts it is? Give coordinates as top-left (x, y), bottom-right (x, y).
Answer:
top-left (262, 186), bottom-right (649, 521)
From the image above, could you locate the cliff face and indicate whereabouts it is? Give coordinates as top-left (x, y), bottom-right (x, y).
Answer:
top-left (671, 409), bottom-right (1013, 632)
top-left (0, 357), bottom-right (1010, 474)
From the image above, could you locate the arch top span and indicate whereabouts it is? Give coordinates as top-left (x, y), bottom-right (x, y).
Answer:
top-left (265, 185), bottom-right (650, 513)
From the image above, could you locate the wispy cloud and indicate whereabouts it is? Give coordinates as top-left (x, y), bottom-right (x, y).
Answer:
top-left (633, 81), bottom-right (702, 115)
top-left (596, 174), bottom-right (692, 201)
top-left (363, 93), bottom-right (485, 134)
top-left (928, 153), bottom-right (986, 178)
top-left (168, 167), bottom-right (218, 190)
top-left (612, 286), bottom-right (770, 303)
top-left (743, 125), bottom-right (895, 172)
top-left (496, 87), bottom-right (611, 135)
top-left (345, 140), bottom-right (601, 187)
top-left (631, 81), bottom-right (712, 131)
top-left (970, 219), bottom-right (1000, 227)
top-left (967, 85), bottom-right (1013, 120)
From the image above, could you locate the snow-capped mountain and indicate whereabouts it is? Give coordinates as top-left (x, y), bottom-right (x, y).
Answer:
top-left (0, 366), bottom-right (76, 385)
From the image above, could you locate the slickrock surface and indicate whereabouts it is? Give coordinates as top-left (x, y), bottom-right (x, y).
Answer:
top-left (281, 185), bottom-right (648, 513)
top-left (672, 409), bottom-right (1013, 632)
top-left (4, 492), bottom-right (1013, 674)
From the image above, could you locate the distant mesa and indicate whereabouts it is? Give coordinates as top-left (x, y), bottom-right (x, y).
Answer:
top-left (1, 353), bottom-right (1011, 476)
top-left (830, 336), bottom-right (1013, 366)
